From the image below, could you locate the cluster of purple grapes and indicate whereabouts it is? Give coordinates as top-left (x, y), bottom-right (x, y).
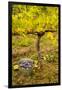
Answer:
top-left (19, 58), bottom-right (33, 68)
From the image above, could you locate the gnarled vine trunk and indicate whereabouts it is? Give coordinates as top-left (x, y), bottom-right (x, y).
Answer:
top-left (27, 30), bottom-right (56, 62)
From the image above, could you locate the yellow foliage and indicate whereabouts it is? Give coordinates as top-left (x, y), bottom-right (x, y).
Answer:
top-left (47, 32), bottom-right (54, 40)
top-left (52, 38), bottom-right (57, 45)
top-left (47, 32), bottom-right (57, 45)
top-left (12, 5), bottom-right (58, 34)
top-left (37, 27), bottom-right (44, 32)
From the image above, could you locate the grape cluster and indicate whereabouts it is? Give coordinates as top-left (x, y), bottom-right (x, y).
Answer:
top-left (19, 58), bottom-right (34, 68)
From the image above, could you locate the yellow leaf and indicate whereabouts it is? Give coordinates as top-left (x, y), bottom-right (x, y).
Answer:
top-left (34, 64), bottom-right (38, 68)
top-left (34, 60), bottom-right (38, 64)
top-left (43, 56), bottom-right (46, 60)
top-left (13, 65), bottom-right (19, 70)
